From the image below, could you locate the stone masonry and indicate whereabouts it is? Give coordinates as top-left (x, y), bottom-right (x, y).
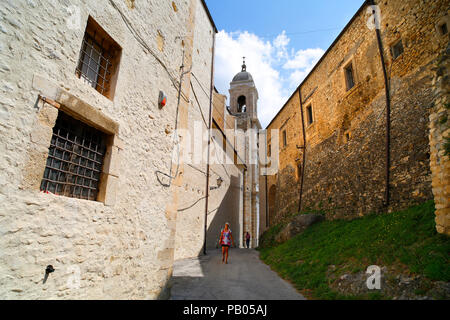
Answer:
top-left (265, 0), bottom-right (449, 226)
top-left (429, 43), bottom-right (450, 235)
top-left (0, 0), bottom-right (220, 299)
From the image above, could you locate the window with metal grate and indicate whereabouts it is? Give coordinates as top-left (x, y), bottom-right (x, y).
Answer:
top-left (40, 111), bottom-right (107, 201)
top-left (76, 16), bottom-right (122, 99)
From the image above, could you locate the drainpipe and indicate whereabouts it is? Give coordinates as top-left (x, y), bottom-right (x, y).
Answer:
top-left (203, 31), bottom-right (216, 255)
top-left (242, 167), bottom-right (247, 247)
top-left (370, 0), bottom-right (391, 208)
top-left (265, 146), bottom-right (269, 228)
top-left (239, 166), bottom-right (245, 248)
top-left (297, 88), bottom-right (307, 213)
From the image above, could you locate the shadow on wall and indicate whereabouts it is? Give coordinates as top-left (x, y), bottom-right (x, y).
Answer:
top-left (204, 174), bottom-right (241, 251)
top-left (268, 184), bottom-right (277, 227)
top-left (162, 174), bottom-right (242, 299)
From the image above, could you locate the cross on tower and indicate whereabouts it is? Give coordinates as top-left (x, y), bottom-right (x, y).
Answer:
top-left (242, 56), bottom-right (246, 72)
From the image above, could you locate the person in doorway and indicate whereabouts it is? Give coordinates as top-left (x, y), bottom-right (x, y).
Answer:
top-left (245, 232), bottom-right (251, 248)
top-left (220, 222), bottom-right (235, 264)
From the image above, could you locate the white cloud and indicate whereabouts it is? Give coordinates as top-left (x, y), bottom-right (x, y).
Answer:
top-left (283, 48), bottom-right (324, 70)
top-left (273, 31), bottom-right (290, 60)
top-left (213, 30), bottom-right (324, 128)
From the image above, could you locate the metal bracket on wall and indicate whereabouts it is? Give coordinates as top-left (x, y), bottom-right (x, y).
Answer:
top-left (38, 95), bottom-right (61, 109)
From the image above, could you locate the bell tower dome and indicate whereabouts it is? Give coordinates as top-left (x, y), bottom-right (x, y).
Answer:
top-left (229, 57), bottom-right (259, 121)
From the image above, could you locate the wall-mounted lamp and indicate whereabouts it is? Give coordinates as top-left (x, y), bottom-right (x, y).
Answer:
top-left (210, 177), bottom-right (223, 190)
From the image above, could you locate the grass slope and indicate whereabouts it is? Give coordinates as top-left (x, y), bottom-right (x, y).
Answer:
top-left (258, 201), bottom-right (450, 299)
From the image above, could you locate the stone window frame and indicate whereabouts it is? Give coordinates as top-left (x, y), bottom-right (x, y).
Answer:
top-left (75, 16), bottom-right (122, 101)
top-left (435, 16), bottom-right (449, 37)
top-left (27, 75), bottom-right (123, 207)
top-left (304, 102), bottom-right (315, 129)
top-left (343, 60), bottom-right (356, 91)
top-left (343, 130), bottom-right (351, 144)
top-left (390, 38), bottom-right (404, 61)
top-left (341, 56), bottom-right (359, 95)
top-left (40, 111), bottom-right (109, 201)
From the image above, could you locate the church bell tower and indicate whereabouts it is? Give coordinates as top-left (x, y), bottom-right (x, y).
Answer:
top-left (229, 58), bottom-right (259, 122)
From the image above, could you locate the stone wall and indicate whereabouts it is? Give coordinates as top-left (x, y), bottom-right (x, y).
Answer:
top-left (429, 43), bottom-right (450, 236)
top-left (266, 0), bottom-right (449, 223)
top-left (0, 0), bottom-right (215, 299)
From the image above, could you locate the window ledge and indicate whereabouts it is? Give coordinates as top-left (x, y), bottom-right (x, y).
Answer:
top-left (343, 82), bottom-right (362, 99)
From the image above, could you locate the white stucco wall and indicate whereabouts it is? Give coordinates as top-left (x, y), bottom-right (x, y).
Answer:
top-left (0, 0), bottom-right (213, 299)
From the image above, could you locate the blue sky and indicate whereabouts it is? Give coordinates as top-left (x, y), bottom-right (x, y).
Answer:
top-left (204, 0), bottom-right (365, 127)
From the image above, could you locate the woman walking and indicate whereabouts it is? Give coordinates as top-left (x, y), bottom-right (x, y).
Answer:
top-left (220, 222), bottom-right (235, 264)
top-left (245, 232), bottom-right (251, 248)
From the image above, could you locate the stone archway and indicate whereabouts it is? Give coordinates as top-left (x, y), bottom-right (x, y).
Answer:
top-left (268, 184), bottom-right (277, 227)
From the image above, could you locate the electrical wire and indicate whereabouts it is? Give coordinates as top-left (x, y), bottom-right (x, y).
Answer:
top-left (108, 0), bottom-right (189, 102)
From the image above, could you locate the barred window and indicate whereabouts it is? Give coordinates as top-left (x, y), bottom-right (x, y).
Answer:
top-left (76, 16), bottom-right (122, 99)
top-left (40, 111), bottom-right (107, 201)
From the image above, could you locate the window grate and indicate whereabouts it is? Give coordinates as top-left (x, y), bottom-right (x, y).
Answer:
top-left (40, 112), bottom-right (107, 201)
top-left (76, 32), bottom-right (111, 95)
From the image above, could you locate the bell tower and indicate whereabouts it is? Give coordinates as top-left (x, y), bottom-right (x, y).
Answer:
top-left (225, 58), bottom-right (262, 248)
top-left (229, 57), bottom-right (259, 121)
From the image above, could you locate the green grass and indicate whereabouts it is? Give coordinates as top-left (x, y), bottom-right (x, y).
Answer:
top-left (258, 201), bottom-right (450, 300)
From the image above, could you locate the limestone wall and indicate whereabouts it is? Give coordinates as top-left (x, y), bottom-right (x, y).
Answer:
top-left (266, 0), bottom-right (448, 223)
top-left (0, 0), bottom-right (215, 299)
top-left (429, 43), bottom-right (450, 236)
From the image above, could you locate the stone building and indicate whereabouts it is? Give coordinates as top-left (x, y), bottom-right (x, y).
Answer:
top-left (0, 0), bottom-right (243, 300)
top-left (0, 0), bottom-right (267, 299)
top-left (225, 59), bottom-right (264, 248)
top-left (264, 0), bottom-right (449, 233)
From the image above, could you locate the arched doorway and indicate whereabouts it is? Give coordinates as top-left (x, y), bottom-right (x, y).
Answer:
top-left (268, 185), bottom-right (277, 227)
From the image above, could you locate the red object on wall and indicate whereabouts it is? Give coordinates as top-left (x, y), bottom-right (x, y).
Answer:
top-left (159, 91), bottom-right (167, 108)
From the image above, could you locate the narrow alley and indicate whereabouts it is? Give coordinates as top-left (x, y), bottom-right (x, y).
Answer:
top-left (170, 249), bottom-right (305, 300)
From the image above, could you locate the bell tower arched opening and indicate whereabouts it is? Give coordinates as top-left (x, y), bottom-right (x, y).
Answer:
top-left (237, 95), bottom-right (247, 113)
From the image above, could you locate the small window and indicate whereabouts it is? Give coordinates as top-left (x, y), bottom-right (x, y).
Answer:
top-left (268, 144), bottom-right (271, 157)
top-left (40, 111), bottom-right (108, 201)
top-left (282, 130), bottom-right (287, 147)
top-left (344, 131), bottom-right (351, 144)
top-left (344, 63), bottom-right (355, 91)
top-left (76, 16), bottom-right (122, 99)
top-left (439, 22), bottom-right (448, 35)
top-left (391, 40), bottom-right (404, 60)
top-left (306, 105), bottom-right (313, 125)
